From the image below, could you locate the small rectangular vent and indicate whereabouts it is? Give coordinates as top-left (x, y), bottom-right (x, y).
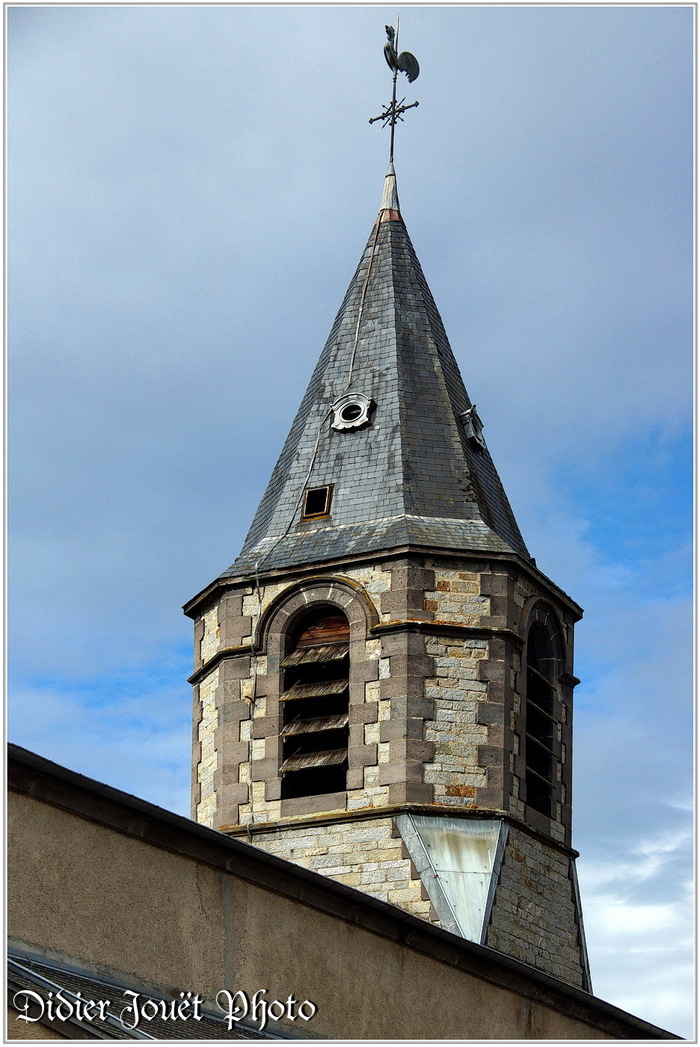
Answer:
top-left (302, 485), bottom-right (333, 519)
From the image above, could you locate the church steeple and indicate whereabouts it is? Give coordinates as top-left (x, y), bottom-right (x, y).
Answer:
top-left (185, 31), bottom-right (589, 991)
top-left (228, 164), bottom-right (528, 581)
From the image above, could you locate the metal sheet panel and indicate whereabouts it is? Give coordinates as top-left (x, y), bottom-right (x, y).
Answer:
top-left (396, 814), bottom-right (506, 943)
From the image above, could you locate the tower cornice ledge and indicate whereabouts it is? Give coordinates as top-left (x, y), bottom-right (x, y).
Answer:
top-left (219, 803), bottom-right (581, 860)
top-left (184, 544), bottom-right (583, 620)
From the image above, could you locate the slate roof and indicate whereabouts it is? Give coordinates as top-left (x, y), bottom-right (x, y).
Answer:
top-left (227, 165), bottom-right (529, 579)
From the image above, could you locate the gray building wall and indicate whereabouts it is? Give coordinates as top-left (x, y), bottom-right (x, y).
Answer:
top-left (8, 748), bottom-right (674, 1041)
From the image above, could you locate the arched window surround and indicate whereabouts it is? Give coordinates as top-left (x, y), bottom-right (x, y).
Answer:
top-left (254, 577), bottom-right (379, 814)
top-left (520, 601), bottom-right (566, 823)
top-left (279, 605), bottom-right (350, 799)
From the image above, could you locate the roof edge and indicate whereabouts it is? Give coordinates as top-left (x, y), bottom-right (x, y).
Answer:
top-left (184, 543), bottom-right (583, 621)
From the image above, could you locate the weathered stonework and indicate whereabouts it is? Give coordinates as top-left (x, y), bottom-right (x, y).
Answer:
top-left (253, 816), bottom-right (436, 923)
top-left (423, 634), bottom-right (489, 806)
top-left (189, 553), bottom-right (580, 837)
top-left (190, 555), bottom-right (580, 851)
top-left (195, 666), bottom-right (219, 827)
top-left (486, 824), bottom-right (586, 986)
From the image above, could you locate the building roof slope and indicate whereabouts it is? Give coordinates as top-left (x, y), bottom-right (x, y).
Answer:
top-left (227, 166), bottom-right (529, 578)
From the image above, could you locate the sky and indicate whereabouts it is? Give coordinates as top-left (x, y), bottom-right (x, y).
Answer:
top-left (7, 4), bottom-right (693, 1038)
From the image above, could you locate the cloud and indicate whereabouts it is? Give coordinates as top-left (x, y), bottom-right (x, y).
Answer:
top-left (9, 670), bottom-right (192, 817)
top-left (578, 827), bottom-right (694, 1037)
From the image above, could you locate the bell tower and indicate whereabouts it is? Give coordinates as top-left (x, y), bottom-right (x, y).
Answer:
top-left (184, 31), bottom-right (590, 992)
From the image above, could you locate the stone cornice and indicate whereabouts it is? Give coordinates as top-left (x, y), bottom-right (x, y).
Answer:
top-left (188, 644), bottom-right (253, 685)
top-left (220, 802), bottom-right (580, 861)
top-left (373, 619), bottom-right (525, 647)
top-left (183, 544), bottom-right (583, 621)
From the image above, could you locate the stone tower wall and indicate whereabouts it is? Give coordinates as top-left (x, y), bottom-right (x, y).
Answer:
top-left (486, 825), bottom-right (586, 986)
top-left (423, 633), bottom-right (489, 803)
top-left (191, 554), bottom-right (577, 840)
top-left (252, 816), bottom-right (437, 923)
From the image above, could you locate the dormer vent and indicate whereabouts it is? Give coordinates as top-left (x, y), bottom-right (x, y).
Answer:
top-left (302, 485), bottom-right (333, 519)
top-left (460, 405), bottom-right (486, 449)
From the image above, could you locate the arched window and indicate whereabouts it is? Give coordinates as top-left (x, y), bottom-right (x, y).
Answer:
top-left (524, 620), bottom-right (558, 817)
top-left (279, 608), bottom-right (350, 799)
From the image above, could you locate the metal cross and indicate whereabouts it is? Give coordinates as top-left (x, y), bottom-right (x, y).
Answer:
top-left (369, 23), bottom-right (420, 163)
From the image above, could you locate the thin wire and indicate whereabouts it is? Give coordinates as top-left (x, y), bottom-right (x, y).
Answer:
top-left (345, 216), bottom-right (382, 392)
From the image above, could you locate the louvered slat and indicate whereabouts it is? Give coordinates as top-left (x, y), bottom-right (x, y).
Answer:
top-left (280, 749), bottom-right (347, 774)
top-left (281, 714), bottom-right (349, 737)
top-left (279, 679), bottom-right (348, 702)
top-left (280, 643), bottom-right (349, 668)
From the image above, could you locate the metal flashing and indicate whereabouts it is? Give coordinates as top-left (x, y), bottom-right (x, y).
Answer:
top-left (481, 821), bottom-right (510, 945)
top-left (570, 857), bottom-right (594, 993)
top-left (397, 813), bottom-right (506, 945)
top-left (379, 163), bottom-right (401, 212)
top-left (395, 813), bottom-right (462, 936)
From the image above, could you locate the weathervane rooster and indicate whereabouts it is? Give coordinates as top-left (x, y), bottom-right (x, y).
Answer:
top-left (370, 21), bottom-right (421, 163)
top-left (383, 24), bottom-right (420, 83)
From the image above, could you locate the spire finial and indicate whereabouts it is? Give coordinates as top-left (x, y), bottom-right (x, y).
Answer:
top-left (369, 22), bottom-right (420, 163)
top-left (379, 161), bottom-right (400, 217)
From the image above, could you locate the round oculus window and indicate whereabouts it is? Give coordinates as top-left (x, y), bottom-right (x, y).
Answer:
top-left (330, 393), bottom-right (375, 432)
top-left (340, 403), bottom-right (363, 422)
